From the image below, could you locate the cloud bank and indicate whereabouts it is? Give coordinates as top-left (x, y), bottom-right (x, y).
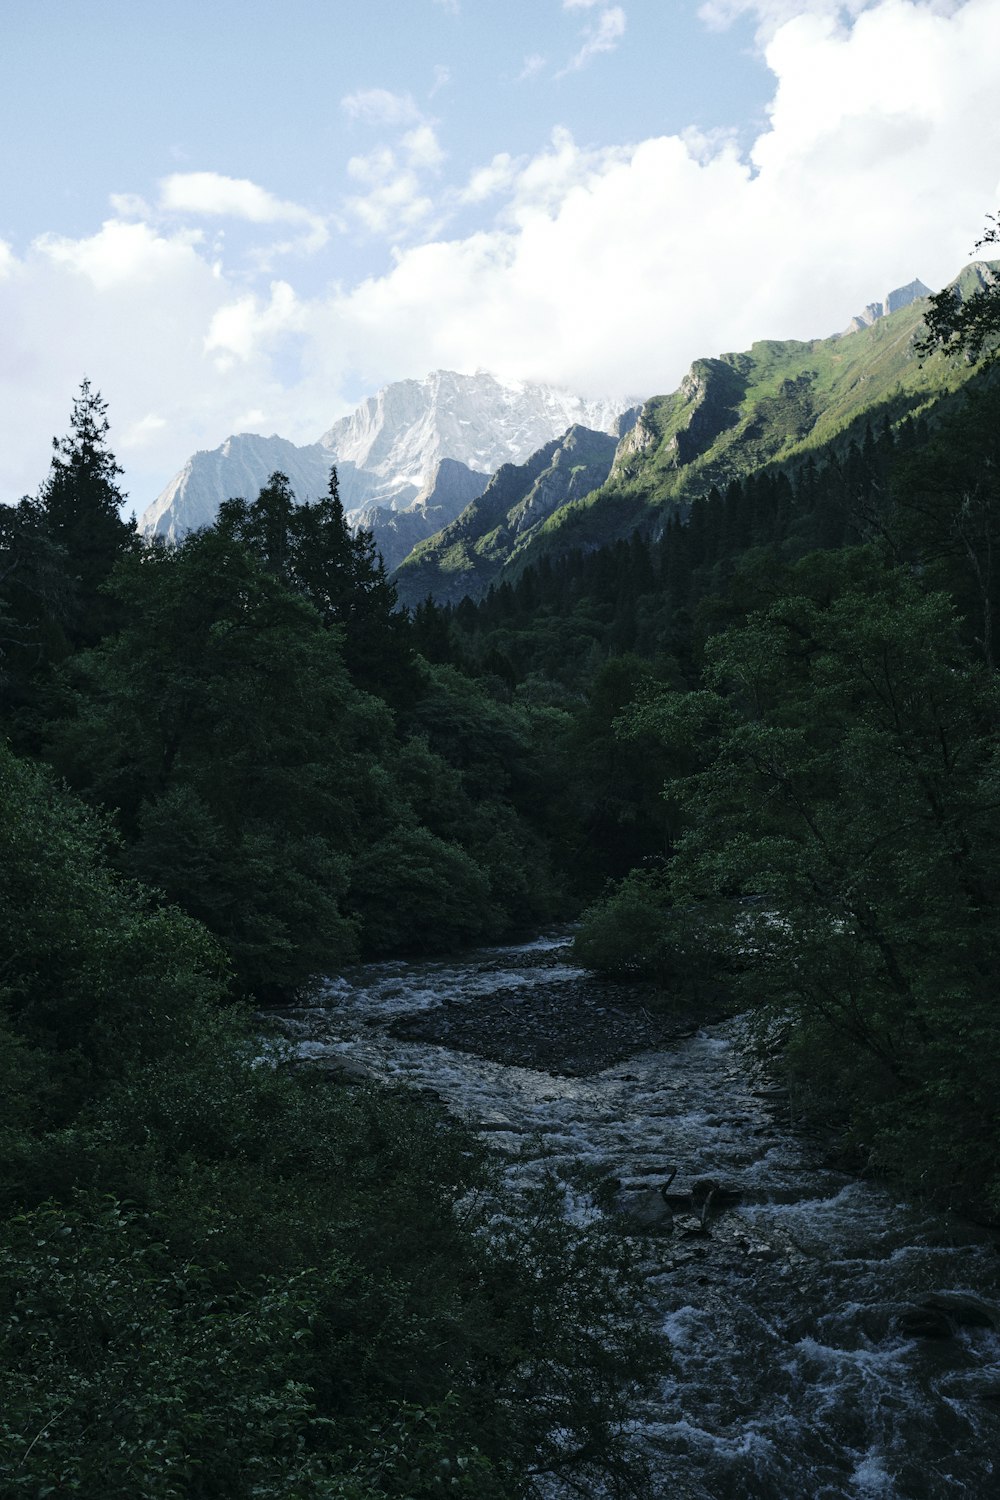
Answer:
top-left (1, 0), bottom-right (998, 508)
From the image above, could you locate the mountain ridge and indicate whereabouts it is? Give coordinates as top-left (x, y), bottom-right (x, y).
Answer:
top-left (393, 424), bottom-right (623, 607)
top-left (393, 266), bottom-right (998, 603)
top-left (139, 372), bottom-right (627, 543)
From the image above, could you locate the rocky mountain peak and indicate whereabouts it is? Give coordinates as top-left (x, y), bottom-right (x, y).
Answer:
top-left (838, 277), bottom-right (931, 337)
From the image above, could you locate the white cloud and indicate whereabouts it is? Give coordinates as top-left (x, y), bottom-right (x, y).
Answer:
top-left (0, 222), bottom-right (284, 503)
top-left (347, 147), bottom-right (398, 185)
top-left (559, 4), bottom-right (627, 73)
top-left (402, 123), bottom-right (446, 170)
top-left (325, 0), bottom-right (1000, 399)
top-left (204, 280), bottom-right (303, 367)
top-left (340, 88), bottom-right (422, 126)
top-left (518, 52), bottom-right (547, 80)
top-left (123, 412), bottom-right (168, 447)
top-left (458, 153), bottom-right (520, 204)
top-left (347, 171), bottom-right (437, 239)
top-left (109, 192), bottom-right (152, 219)
top-left (161, 172), bottom-right (303, 225)
top-left (35, 219), bottom-right (206, 291)
top-left (339, 88), bottom-right (446, 241)
top-left (344, 142), bottom-right (438, 238)
top-left (503, 127), bottom-right (628, 218)
top-left (698, 0), bottom-right (885, 41)
top-left (342, 103), bottom-right (444, 240)
top-left (158, 172), bottom-right (329, 255)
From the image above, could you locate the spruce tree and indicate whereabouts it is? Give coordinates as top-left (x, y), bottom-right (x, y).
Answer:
top-left (34, 380), bottom-right (137, 647)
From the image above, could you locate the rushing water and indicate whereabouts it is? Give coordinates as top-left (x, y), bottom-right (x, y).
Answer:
top-left (270, 935), bottom-right (1000, 1499)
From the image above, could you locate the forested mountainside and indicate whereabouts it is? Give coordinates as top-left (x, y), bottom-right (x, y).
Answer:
top-left (1, 244), bottom-right (999, 1495)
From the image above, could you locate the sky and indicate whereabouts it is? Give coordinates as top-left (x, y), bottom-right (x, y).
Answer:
top-left (1, 0), bottom-right (999, 512)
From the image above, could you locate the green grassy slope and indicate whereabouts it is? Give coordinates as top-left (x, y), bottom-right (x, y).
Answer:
top-left (392, 264), bottom-right (997, 602)
top-left (511, 265), bottom-right (997, 573)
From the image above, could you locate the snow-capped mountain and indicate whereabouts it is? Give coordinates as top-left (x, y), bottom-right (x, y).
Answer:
top-left (139, 371), bottom-right (628, 542)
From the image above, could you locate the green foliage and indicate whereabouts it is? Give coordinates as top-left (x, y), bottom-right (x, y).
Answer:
top-left (48, 528), bottom-right (382, 995)
top-left (917, 226), bottom-right (1000, 365)
top-left (0, 500), bottom-right (75, 716)
top-left (0, 740), bottom-right (663, 1497)
top-left (573, 869), bottom-right (674, 979)
top-left (886, 379), bottom-right (1000, 668)
top-left (30, 380), bottom-right (139, 649)
top-left (0, 740), bottom-right (225, 1083)
top-left (349, 825), bottom-right (492, 954)
top-left (622, 548), bottom-right (1000, 1209)
top-left (573, 869), bottom-right (727, 993)
top-left (218, 466), bottom-right (415, 703)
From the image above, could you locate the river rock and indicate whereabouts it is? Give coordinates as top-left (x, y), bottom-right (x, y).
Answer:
top-left (691, 1178), bottom-right (742, 1218)
top-left (674, 1212), bottom-right (712, 1238)
top-left (898, 1295), bottom-right (996, 1340)
top-left (898, 1304), bottom-right (956, 1339)
top-left (922, 1294), bottom-right (995, 1329)
top-left (616, 1188), bottom-right (674, 1232)
top-left (307, 1054), bottom-right (374, 1085)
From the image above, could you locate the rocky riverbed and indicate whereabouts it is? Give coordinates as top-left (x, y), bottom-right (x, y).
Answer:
top-left (266, 934), bottom-right (1000, 1499)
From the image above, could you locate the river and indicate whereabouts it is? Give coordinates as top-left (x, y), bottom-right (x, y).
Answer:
top-left (270, 934), bottom-right (1000, 1499)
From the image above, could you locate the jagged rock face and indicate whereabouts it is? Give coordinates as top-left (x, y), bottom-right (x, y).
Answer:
top-left (393, 424), bottom-right (620, 608)
top-left (953, 261), bottom-right (1000, 301)
top-left (140, 371), bottom-right (625, 542)
top-left (411, 456), bottom-right (491, 514)
top-left (670, 359), bottom-right (749, 468)
top-left (353, 459), bottom-right (488, 574)
top-left (319, 370), bottom-right (623, 487)
top-left (610, 410), bottom-right (659, 486)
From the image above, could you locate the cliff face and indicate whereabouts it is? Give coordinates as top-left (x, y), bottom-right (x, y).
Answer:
top-left (353, 459), bottom-right (489, 573)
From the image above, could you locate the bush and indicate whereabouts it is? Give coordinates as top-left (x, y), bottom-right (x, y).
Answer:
top-left (573, 868), bottom-right (729, 997)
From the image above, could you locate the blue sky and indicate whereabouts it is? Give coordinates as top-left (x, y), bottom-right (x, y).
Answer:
top-left (1, 0), bottom-right (999, 508)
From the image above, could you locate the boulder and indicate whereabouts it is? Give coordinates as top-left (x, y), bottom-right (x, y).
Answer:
top-left (898, 1295), bottom-right (995, 1340)
top-left (616, 1188), bottom-right (674, 1233)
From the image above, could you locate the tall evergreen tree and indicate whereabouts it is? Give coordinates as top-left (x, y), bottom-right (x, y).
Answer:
top-left (216, 467), bottom-right (414, 702)
top-left (32, 380), bottom-right (138, 647)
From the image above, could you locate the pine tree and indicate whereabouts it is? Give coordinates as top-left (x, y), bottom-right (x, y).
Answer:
top-left (33, 380), bottom-right (137, 647)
